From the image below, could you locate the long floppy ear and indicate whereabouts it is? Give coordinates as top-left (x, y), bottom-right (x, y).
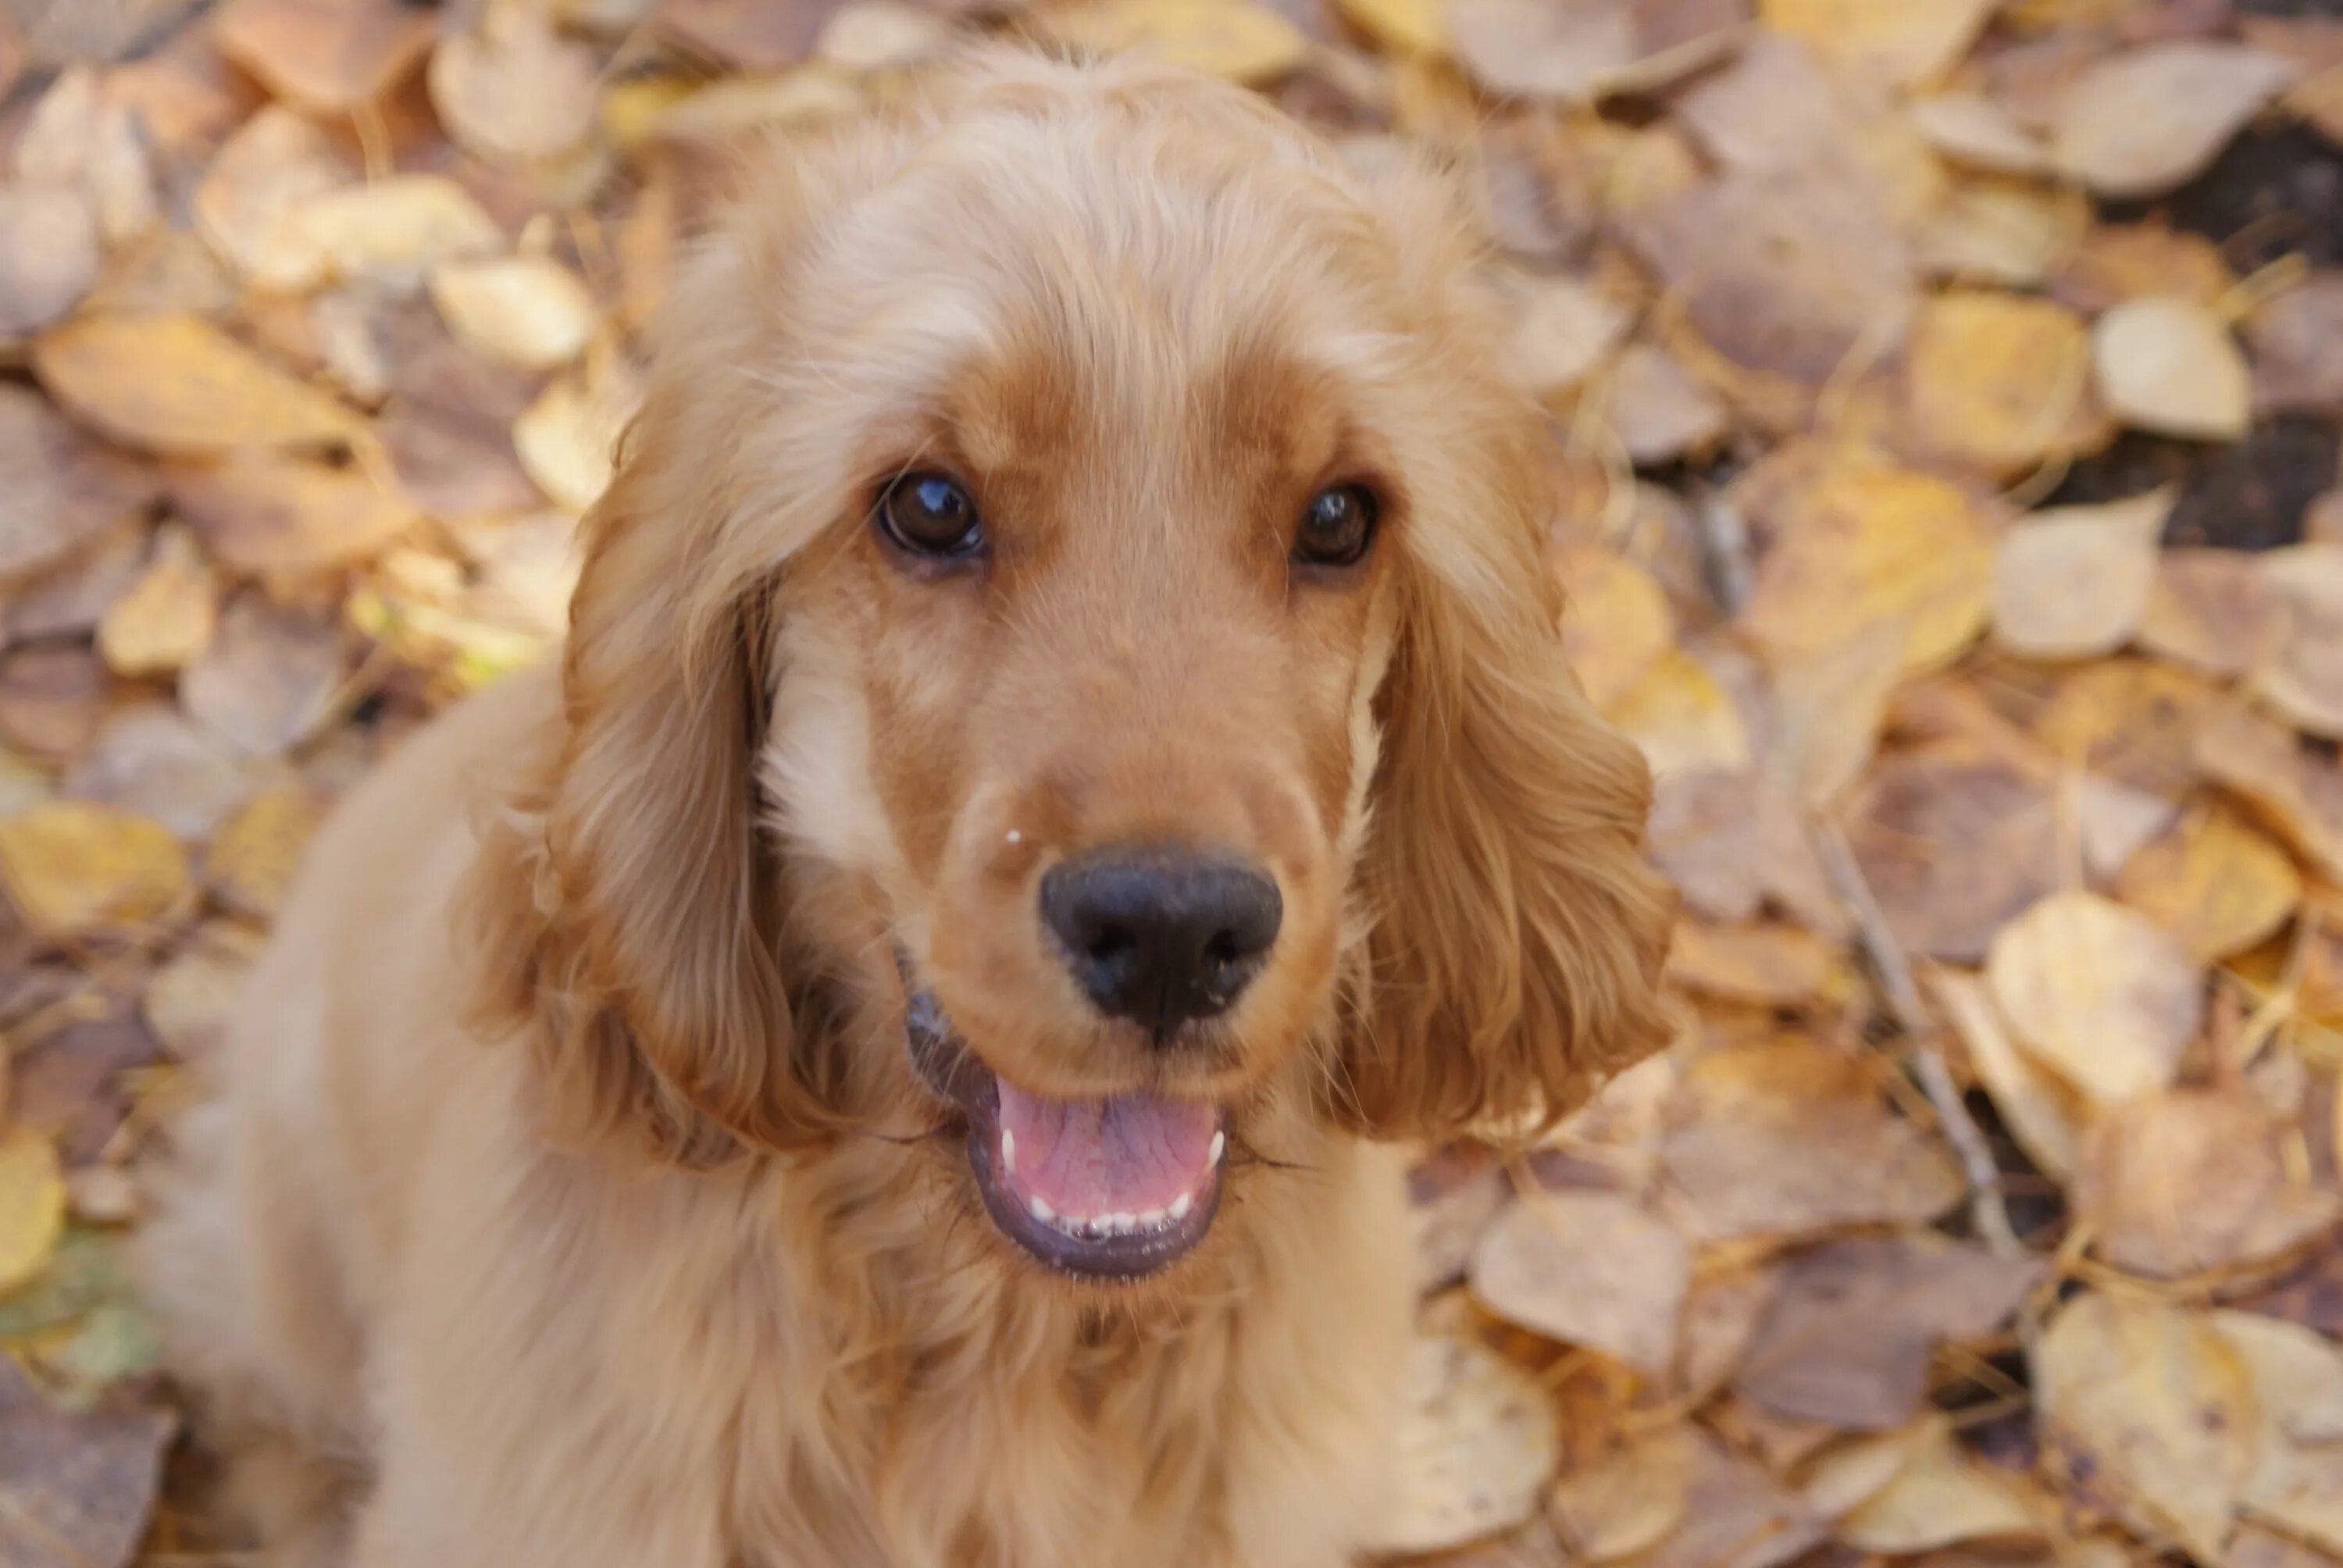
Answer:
top-left (1335, 421), bottom-right (1677, 1143)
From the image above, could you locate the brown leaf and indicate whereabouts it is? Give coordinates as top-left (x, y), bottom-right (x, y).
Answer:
top-left (0, 384), bottom-right (159, 587)
top-left (181, 596), bottom-right (346, 757)
top-left (1447, 0), bottom-right (1746, 102)
top-left (1597, 344), bottom-right (1726, 467)
top-left (657, 0), bottom-right (833, 69)
top-left (2252, 544), bottom-right (2343, 739)
top-left (1986, 890), bottom-right (2202, 1107)
top-left (62, 706), bottom-right (252, 841)
top-left (0, 647), bottom-right (106, 763)
top-left (1735, 1235), bottom-right (2042, 1431)
top-left (142, 919), bottom-right (267, 1060)
top-left (2138, 547), bottom-right (2278, 677)
top-left (1469, 1189), bottom-right (1689, 1374)
top-left (1501, 273), bottom-right (1632, 401)
top-left (430, 9), bottom-right (601, 165)
top-left (1666, 920), bottom-right (1838, 1006)
top-left (1040, 0), bottom-right (1311, 84)
top-left (2115, 803), bottom-right (2302, 963)
top-left (169, 450), bottom-right (419, 576)
top-left (2094, 296), bottom-right (2252, 441)
top-left (1845, 750), bottom-right (2058, 964)
top-left (0, 802), bottom-right (191, 942)
top-left (0, 1363), bottom-right (174, 1568)
top-left (1835, 1419), bottom-right (2044, 1552)
top-left (34, 314), bottom-right (361, 457)
top-left (1931, 966), bottom-right (2084, 1183)
top-left (211, 0), bottom-right (437, 114)
top-left (2052, 42), bottom-right (2293, 198)
top-left (1897, 292), bottom-right (2098, 479)
top-left (1550, 1427), bottom-right (1702, 1561)
top-left (0, 1127), bottom-right (65, 1294)
top-left (1657, 1037), bottom-right (1964, 1242)
top-left (2053, 220), bottom-right (2237, 316)
top-left (1907, 94), bottom-right (2048, 176)
top-left (205, 784), bottom-right (322, 919)
top-left (95, 522), bottom-right (216, 678)
top-left (2196, 701), bottom-right (2343, 882)
top-left (1557, 543), bottom-right (1674, 711)
top-left (294, 176), bottom-right (505, 294)
top-left (2076, 1090), bottom-right (2341, 1280)
top-left (513, 354), bottom-right (641, 513)
top-left (1990, 490), bottom-right (2169, 661)
top-left (2247, 272), bottom-right (2343, 415)
top-left (0, 186), bottom-right (100, 341)
top-left (1760, 0), bottom-right (1994, 87)
top-left (1913, 176), bottom-right (2078, 290)
top-left (191, 105), bottom-right (350, 291)
top-left (1372, 1334), bottom-right (1561, 1555)
top-left (430, 255), bottom-right (596, 372)
top-left (1605, 1428), bottom-right (1827, 1568)
top-left (2035, 1292), bottom-right (2255, 1560)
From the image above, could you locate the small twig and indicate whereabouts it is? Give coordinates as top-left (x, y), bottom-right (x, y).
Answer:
top-left (1810, 817), bottom-right (2023, 1257)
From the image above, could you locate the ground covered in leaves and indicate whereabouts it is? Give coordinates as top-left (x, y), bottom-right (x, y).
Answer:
top-left (0, 0), bottom-right (2340, 1563)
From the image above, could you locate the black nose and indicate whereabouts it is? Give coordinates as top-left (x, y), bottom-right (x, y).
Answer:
top-left (1039, 847), bottom-right (1282, 1035)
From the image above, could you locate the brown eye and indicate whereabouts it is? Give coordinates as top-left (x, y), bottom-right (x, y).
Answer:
top-left (1293, 484), bottom-right (1379, 569)
top-left (876, 472), bottom-right (984, 560)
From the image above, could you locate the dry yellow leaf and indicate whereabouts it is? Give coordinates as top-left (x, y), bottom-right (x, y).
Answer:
top-left (1930, 967), bottom-right (2084, 1181)
top-left (1762, 0), bottom-right (1993, 86)
top-left (1371, 1334), bottom-right (1560, 1554)
top-left (1764, 621), bottom-right (1903, 807)
top-left (0, 383), bottom-right (159, 586)
top-left (294, 176), bottom-right (504, 293)
top-left (1468, 1189), bottom-right (1689, 1374)
top-left (2138, 547), bottom-right (2277, 678)
top-left (1501, 273), bottom-right (1630, 400)
top-left (1666, 920), bottom-right (1837, 1006)
top-left (1986, 891), bottom-right (2201, 1106)
top-left (1604, 647), bottom-right (1753, 781)
top-left (2216, 1311), bottom-right (2343, 1554)
top-left (2076, 1091), bottom-right (2342, 1280)
top-left (1556, 543), bottom-right (1674, 710)
top-left (430, 9), bottom-right (601, 165)
top-left (2195, 702), bottom-right (2343, 882)
top-left (514, 358), bottom-right (641, 515)
top-left (430, 255), bottom-right (596, 372)
top-left (1550, 1428), bottom-right (1701, 1560)
top-left (1990, 490), bottom-right (2169, 661)
top-left (1448, 0), bottom-right (1747, 103)
top-left (815, 1), bottom-right (955, 71)
top-left (183, 597), bottom-right (346, 757)
top-left (2115, 804), bottom-right (2300, 963)
top-left (1597, 343), bottom-right (1726, 466)
top-left (34, 314), bottom-right (360, 457)
top-left (2033, 1292), bottom-right (2253, 1562)
top-left (1336, 0), bottom-right (1445, 55)
top-left (1736, 447), bottom-right (1995, 673)
top-left (1040, 0), bottom-right (1310, 84)
top-left (206, 784), bottom-right (322, 920)
top-left (1899, 292), bottom-right (2095, 478)
top-left (0, 1125), bottom-right (66, 1295)
top-left (192, 105), bottom-right (348, 292)
top-left (169, 451), bottom-right (419, 578)
top-left (2253, 544), bottom-right (2343, 739)
top-left (1907, 94), bottom-right (2046, 175)
top-left (1836, 1419), bottom-right (2041, 1552)
top-left (144, 921), bottom-right (268, 1060)
top-left (0, 800), bottom-right (191, 939)
top-left (0, 185), bottom-right (100, 340)
top-left (97, 523), bottom-right (217, 678)
top-left (211, 0), bottom-right (438, 114)
top-left (2052, 42), bottom-right (2292, 198)
top-left (2095, 296), bottom-right (2252, 440)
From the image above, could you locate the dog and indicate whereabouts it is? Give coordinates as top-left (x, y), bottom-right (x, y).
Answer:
top-left (141, 48), bottom-right (1673, 1568)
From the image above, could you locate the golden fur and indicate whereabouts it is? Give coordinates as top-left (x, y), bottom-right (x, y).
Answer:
top-left (141, 50), bottom-right (1673, 1568)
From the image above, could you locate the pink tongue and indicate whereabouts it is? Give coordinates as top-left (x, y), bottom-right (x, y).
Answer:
top-left (994, 1081), bottom-right (1218, 1216)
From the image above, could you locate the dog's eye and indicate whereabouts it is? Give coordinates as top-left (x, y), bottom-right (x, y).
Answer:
top-left (1293, 484), bottom-right (1380, 569)
top-left (876, 472), bottom-right (984, 560)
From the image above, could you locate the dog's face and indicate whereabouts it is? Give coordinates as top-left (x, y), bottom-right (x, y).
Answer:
top-left (471, 52), bottom-right (1674, 1287)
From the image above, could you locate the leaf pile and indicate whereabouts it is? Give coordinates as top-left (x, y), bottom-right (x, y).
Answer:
top-left (0, 0), bottom-right (2338, 1563)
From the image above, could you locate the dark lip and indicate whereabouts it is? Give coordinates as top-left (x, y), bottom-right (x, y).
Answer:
top-left (903, 981), bottom-right (1225, 1282)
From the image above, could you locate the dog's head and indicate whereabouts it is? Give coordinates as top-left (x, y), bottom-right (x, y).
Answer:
top-left (471, 49), bottom-right (1672, 1284)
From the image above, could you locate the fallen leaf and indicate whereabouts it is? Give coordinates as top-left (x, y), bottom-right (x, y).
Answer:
top-left (33, 314), bottom-right (360, 457)
top-left (1736, 446), bottom-right (1996, 674)
top-left (2053, 220), bottom-right (2237, 316)
top-left (1409, 1147), bottom-right (1509, 1292)
top-left (655, 0), bottom-right (830, 69)
top-left (1735, 1235), bottom-right (2042, 1431)
top-left (1556, 544), bottom-right (1674, 710)
top-left (1898, 292), bottom-right (2096, 478)
top-left (1503, 273), bottom-right (1632, 400)
top-left (1469, 1189), bottom-right (1689, 1374)
top-left (0, 803), bottom-right (191, 942)
top-left (2031, 657), bottom-right (2212, 804)
top-left (1332, 0), bottom-right (1444, 55)
top-left (2094, 296), bottom-right (2252, 440)
top-left (1991, 490), bottom-right (2169, 661)
top-left (1907, 94), bottom-right (2049, 175)
top-left (1761, 0), bottom-right (1993, 87)
top-left (1373, 1334), bottom-right (1561, 1554)
top-left (513, 356), bottom-right (640, 513)
top-left (210, 0), bottom-right (437, 114)
top-left (1666, 921), bottom-right (1838, 1006)
top-left (142, 921), bottom-right (267, 1060)
top-left (1913, 176), bottom-right (2079, 290)
top-left (0, 646), bottom-right (105, 763)
top-left (2032, 1292), bottom-right (2253, 1562)
top-left (2252, 544), bottom-right (2343, 739)
top-left (1846, 750), bottom-right (2058, 963)
top-left (1604, 1429), bottom-right (1826, 1568)
top-left (430, 9), bottom-right (601, 165)
top-left (0, 385), bottom-right (159, 587)
top-left (168, 450), bottom-right (417, 576)
top-left (0, 185), bottom-right (100, 340)
top-left (0, 1127), bottom-right (65, 1295)
top-left (1605, 648), bottom-right (1753, 780)
top-left (2212, 1310), bottom-right (2343, 1445)
top-left (181, 596), bottom-right (346, 757)
top-left (2114, 803), bottom-right (2300, 962)
top-left (2246, 272), bottom-right (2343, 415)
top-left (191, 105), bottom-right (348, 291)
top-left (1931, 966), bottom-right (2084, 1183)
top-left (95, 523), bottom-right (216, 678)
top-left (2052, 42), bottom-right (2293, 198)
top-left (293, 176), bottom-right (505, 294)
top-left (1447, 0), bottom-right (1746, 103)
top-left (2076, 1090), bottom-right (2342, 1279)
top-left (2196, 701), bottom-right (2343, 882)
top-left (430, 255), bottom-right (596, 372)
top-left (2138, 547), bottom-right (2277, 677)
top-left (205, 784), bottom-right (321, 920)
top-left (1041, 0), bottom-right (1311, 84)
top-left (1550, 1427), bottom-right (1701, 1561)
top-left (1597, 344), bottom-right (1727, 466)
top-left (61, 707), bottom-right (251, 842)
top-left (1987, 891), bottom-right (2202, 1106)
top-left (815, 1), bottom-right (955, 70)
top-left (0, 1361), bottom-right (174, 1568)
top-left (1658, 1037), bottom-right (1964, 1243)
top-left (1836, 1418), bottom-right (2042, 1552)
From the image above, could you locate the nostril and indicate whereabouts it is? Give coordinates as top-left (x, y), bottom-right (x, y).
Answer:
top-left (1039, 846), bottom-right (1282, 1029)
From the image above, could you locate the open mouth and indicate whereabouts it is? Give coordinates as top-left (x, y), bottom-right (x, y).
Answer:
top-left (904, 986), bottom-right (1227, 1281)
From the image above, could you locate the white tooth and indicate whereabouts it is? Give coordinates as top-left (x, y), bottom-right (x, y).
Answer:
top-left (1168, 1192), bottom-right (1192, 1221)
top-left (1109, 1211), bottom-right (1135, 1235)
top-left (1000, 1128), bottom-right (1016, 1174)
top-left (1136, 1207), bottom-right (1164, 1230)
top-left (1029, 1194), bottom-right (1055, 1223)
top-left (1208, 1131), bottom-right (1226, 1166)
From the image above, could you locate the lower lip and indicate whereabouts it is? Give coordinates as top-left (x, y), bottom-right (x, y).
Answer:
top-left (964, 1114), bottom-right (1226, 1281)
